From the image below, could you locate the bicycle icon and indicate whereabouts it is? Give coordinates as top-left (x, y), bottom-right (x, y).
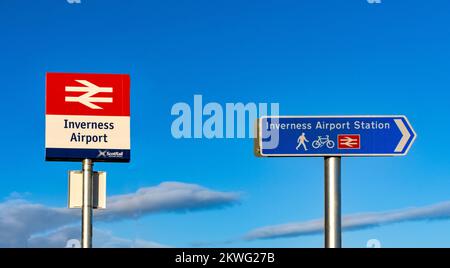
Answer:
top-left (312, 135), bottom-right (335, 149)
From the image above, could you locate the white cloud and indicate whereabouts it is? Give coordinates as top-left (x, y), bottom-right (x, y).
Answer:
top-left (0, 182), bottom-right (240, 247)
top-left (245, 201), bottom-right (450, 240)
top-left (97, 182), bottom-right (240, 221)
top-left (28, 225), bottom-right (168, 248)
top-left (5, 192), bottom-right (32, 200)
top-left (0, 199), bottom-right (77, 247)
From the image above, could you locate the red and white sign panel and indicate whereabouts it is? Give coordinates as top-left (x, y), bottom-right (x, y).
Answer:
top-left (45, 73), bottom-right (131, 162)
top-left (338, 135), bottom-right (360, 149)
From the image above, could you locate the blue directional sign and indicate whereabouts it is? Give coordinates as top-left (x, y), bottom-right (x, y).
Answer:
top-left (256, 116), bottom-right (416, 157)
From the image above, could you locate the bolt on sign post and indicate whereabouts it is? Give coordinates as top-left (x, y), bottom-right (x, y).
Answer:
top-left (255, 116), bottom-right (416, 248)
top-left (45, 73), bottom-right (131, 248)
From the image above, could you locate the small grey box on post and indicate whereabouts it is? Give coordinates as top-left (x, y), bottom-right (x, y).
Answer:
top-left (68, 170), bottom-right (106, 209)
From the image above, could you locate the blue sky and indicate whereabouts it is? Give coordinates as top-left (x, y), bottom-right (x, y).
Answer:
top-left (1, 0), bottom-right (450, 248)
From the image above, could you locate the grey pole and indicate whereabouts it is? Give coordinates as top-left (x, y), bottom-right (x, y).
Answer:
top-left (81, 159), bottom-right (93, 248)
top-left (324, 156), bottom-right (342, 248)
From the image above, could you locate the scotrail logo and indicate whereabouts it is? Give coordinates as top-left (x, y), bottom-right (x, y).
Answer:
top-left (97, 150), bottom-right (124, 158)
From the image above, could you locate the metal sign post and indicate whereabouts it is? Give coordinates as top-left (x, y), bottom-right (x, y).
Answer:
top-left (81, 159), bottom-right (93, 248)
top-left (256, 115), bottom-right (416, 248)
top-left (324, 157), bottom-right (341, 248)
top-left (45, 73), bottom-right (131, 249)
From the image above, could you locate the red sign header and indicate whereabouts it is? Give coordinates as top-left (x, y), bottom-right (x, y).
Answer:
top-left (46, 73), bottom-right (130, 116)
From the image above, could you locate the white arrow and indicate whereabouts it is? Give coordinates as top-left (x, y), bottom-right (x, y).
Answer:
top-left (65, 80), bottom-right (113, 109)
top-left (394, 119), bottom-right (411, 153)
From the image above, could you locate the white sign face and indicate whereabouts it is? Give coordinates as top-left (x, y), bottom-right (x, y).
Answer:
top-left (46, 73), bottom-right (131, 162)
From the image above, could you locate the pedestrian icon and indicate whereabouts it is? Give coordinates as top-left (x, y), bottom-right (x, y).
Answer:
top-left (296, 133), bottom-right (309, 151)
